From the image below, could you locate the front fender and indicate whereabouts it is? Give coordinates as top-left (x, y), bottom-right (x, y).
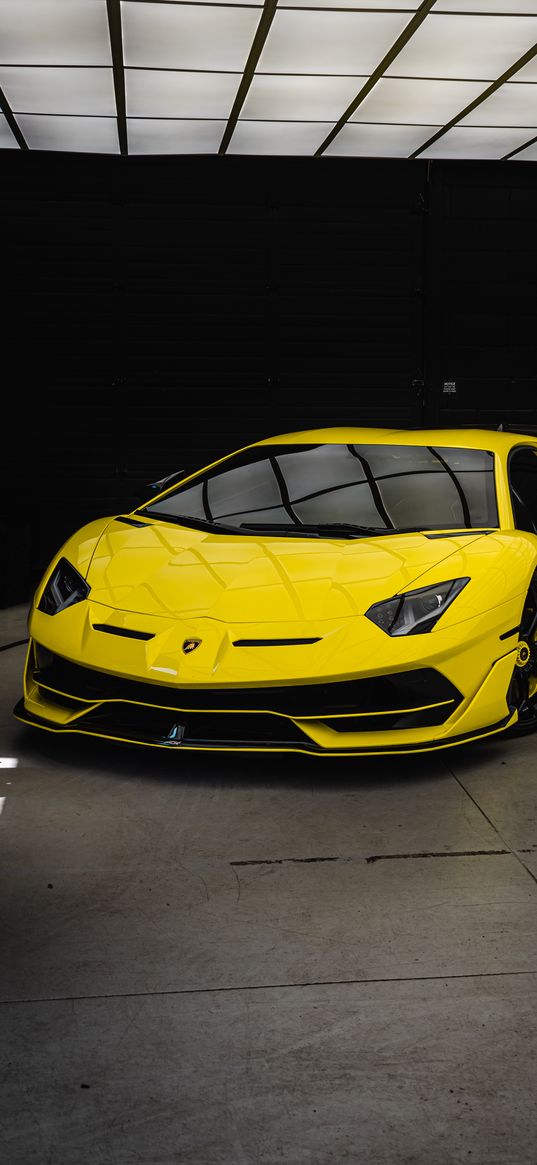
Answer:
top-left (33, 516), bottom-right (118, 610)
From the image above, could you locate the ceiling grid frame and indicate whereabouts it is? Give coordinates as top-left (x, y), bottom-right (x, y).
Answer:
top-left (0, 0), bottom-right (535, 158)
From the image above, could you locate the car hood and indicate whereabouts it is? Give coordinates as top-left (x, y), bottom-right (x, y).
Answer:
top-left (85, 518), bottom-right (488, 623)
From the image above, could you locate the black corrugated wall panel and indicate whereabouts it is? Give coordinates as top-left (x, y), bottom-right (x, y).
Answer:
top-left (2, 152), bottom-right (537, 604)
top-left (427, 161), bottom-right (537, 429)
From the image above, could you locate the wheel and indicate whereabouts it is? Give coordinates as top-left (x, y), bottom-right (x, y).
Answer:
top-left (508, 571), bottom-right (537, 734)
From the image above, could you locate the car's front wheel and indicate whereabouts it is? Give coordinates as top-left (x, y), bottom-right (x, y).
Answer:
top-left (508, 571), bottom-right (537, 734)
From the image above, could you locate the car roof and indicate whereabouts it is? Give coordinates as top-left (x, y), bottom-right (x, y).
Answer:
top-left (259, 427), bottom-right (537, 453)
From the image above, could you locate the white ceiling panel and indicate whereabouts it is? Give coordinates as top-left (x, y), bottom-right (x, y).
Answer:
top-left (325, 121), bottom-right (440, 156)
top-left (17, 113), bottom-right (119, 153)
top-left (125, 69), bottom-right (239, 119)
top-left (0, 0), bottom-right (536, 156)
top-left (420, 125), bottom-right (535, 157)
top-left (122, 2), bottom-right (261, 71)
top-left (386, 14), bottom-right (537, 80)
top-left (0, 66), bottom-right (116, 116)
top-left (228, 120), bottom-right (332, 154)
top-left (0, 112), bottom-right (18, 147)
top-left (0, 1), bottom-right (112, 67)
top-left (350, 77), bottom-right (489, 125)
top-left (257, 10), bottom-right (411, 76)
top-left (511, 137), bottom-right (537, 157)
top-left (128, 118), bottom-right (225, 154)
top-left (243, 74), bottom-right (365, 122)
top-left (460, 82), bottom-right (537, 126)
top-left (436, 1), bottom-right (537, 12)
top-left (511, 56), bottom-right (537, 81)
top-left (279, 0), bottom-right (422, 7)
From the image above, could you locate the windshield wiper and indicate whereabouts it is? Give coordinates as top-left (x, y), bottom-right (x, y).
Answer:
top-left (137, 511), bottom-right (244, 535)
top-left (139, 513), bottom-right (434, 539)
top-left (239, 522), bottom-right (418, 538)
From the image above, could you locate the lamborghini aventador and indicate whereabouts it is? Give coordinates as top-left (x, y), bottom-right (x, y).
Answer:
top-left (14, 427), bottom-right (537, 755)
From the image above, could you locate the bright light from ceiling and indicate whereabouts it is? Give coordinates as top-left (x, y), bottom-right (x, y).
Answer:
top-left (0, 1), bottom-right (535, 159)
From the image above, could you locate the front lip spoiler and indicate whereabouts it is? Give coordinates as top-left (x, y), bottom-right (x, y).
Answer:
top-left (14, 699), bottom-right (514, 757)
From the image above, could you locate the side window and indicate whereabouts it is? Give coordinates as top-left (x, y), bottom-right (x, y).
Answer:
top-left (509, 449), bottom-right (537, 533)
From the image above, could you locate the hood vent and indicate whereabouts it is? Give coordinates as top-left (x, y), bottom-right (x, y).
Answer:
top-left (93, 624), bottom-right (155, 641)
top-left (232, 637), bottom-right (321, 647)
top-left (115, 516), bottom-right (151, 528)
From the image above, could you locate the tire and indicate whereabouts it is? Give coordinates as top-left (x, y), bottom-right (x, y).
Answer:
top-left (507, 570), bottom-right (537, 735)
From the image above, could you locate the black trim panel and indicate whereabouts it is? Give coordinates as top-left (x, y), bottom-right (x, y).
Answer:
top-left (232, 638), bottom-right (321, 647)
top-left (323, 703), bottom-right (455, 731)
top-left (425, 530), bottom-right (494, 540)
top-left (93, 624), bottom-right (155, 641)
top-left (115, 517), bottom-right (151, 528)
top-left (499, 626), bottom-right (522, 642)
top-left (13, 700), bottom-right (512, 756)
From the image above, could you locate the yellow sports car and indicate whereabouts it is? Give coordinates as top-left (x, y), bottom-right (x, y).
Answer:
top-left (14, 427), bottom-right (537, 756)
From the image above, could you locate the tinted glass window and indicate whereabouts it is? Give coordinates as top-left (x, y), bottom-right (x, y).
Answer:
top-left (509, 449), bottom-right (537, 533)
top-left (144, 443), bottom-right (498, 534)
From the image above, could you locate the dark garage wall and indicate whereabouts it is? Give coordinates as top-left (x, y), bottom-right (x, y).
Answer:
top-left (427, 162), bottom-right (537, 430)
top-left (1, 151), bottom-right (536, 605)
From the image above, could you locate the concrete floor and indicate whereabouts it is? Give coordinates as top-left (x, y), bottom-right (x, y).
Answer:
top-left (1, 606), bottom-right (537, 1164)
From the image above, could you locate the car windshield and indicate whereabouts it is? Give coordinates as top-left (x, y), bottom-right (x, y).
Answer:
top-left (141, 443), bottom-right (498, 536)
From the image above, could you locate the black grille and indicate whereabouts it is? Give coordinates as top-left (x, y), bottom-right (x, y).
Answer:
top-left (323, 704), bottom-right (455, 731)
top-left (33, 644), bottom-right (461, 719)
top-left (82, 704), bottom-right (310, 748)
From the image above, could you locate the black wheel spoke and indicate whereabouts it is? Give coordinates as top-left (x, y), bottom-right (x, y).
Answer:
top-left (518, 673), bottom-right (531, 716)
top-left (521, 578), bottom-right (537, 641)
top-left (511, 575), bottom-right (537, 732)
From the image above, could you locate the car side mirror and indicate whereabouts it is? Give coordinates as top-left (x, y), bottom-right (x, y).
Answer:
top-left (149, 469), bottom-right (186, 493)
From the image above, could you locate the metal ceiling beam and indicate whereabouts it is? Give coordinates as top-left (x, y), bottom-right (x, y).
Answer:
top-left (409, 41), bottom-right (537, 159)
top-left (106, 0), bottom-right (128, 156)
top-left (315, 0), bottom-right (437, 157)
top-left (502, 131), bottom-right (537, 161)
top-left (0, 86), bottom-right (28, 149)
top-left (219, 0), bottom-right (278, 156)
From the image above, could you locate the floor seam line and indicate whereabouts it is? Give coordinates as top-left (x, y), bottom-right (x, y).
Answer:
top-left (2, 968), bottom-right (537, 1005)
top-left (0, 638), bottom-right (29, 653)
top-left (448, 763), bottom-right (537, 889)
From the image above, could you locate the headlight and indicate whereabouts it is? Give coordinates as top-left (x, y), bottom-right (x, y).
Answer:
top-left (365, 578), bottom-right (469, 636)
top-left (38, 558), bottom-right (90, 615)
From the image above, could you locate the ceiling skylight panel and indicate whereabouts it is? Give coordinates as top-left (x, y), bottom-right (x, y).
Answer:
top-left (0, 1), bottom-right (112, 66)
top-left (324, 122), bottom-right (440, 156)
top-left (279, 0), bottom-right (422, 7)
top-left (228, 121), bottom-right (333, 154)
top-left (0, 112), bottom-right (18, 147)
top-left (127, 119), bottom-right (225, 154)
top-left (511, 138), bottom-right (537, 157)
top-left (512, 56), bottom-right (537, 80)
top-left (17, 114), bottom-right (119, 153)
top-left (460, 82), bottom-right (537, 125)
top-left (0, 67), bottom-right (116, 116)
top-left (419, 124), bottom-right (535, 156)
top-left (385, 14), bottom-right (537, 80)
top-left (121, 2), bottom-right (262, 72)
top-left (350, 77), bottom-right (490, 125)
top-left (125, 70), bottom-right (240, 120)
top-left (257, 10), bottom-right (411, 76)
top-left (437, 1), bottom-right (537, 13)
top-left (242, 75), bottom-right (366, 122)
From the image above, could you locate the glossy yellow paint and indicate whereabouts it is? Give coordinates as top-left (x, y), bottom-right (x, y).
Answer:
top-left (16, 427), bottom-right (537, 755)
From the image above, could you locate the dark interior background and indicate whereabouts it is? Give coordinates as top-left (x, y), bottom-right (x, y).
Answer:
top-left (2, 150), bottom-right (536, 606)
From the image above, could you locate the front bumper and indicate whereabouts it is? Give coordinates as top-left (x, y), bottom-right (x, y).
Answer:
top-left (15, 631), bottom-right (518, 756)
